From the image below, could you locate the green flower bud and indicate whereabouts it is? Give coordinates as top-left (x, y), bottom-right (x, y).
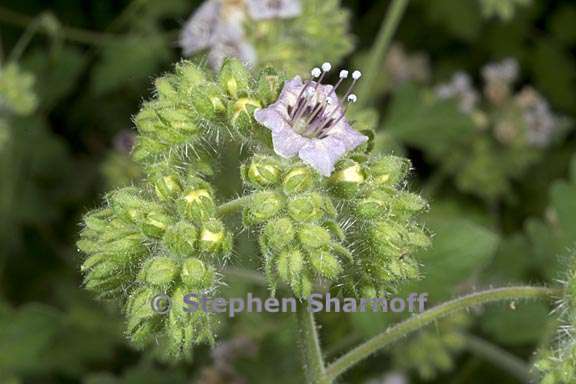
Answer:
top-left (219, 58), bottom-right (251, 98)
top-left (355, 189), bottom-right (393, 219)
top-left (283, 165), bottom-right (316, 194)
top-left (132, 136), bottom-right (169, 163)
top-left (163, 221), bottom-right (198, 257)
top-left (154, 75), bottom-right (178, 100)
top-left (134, 106), bottom-right (160, 135)
top-left (407, 226), bottom-right (432, 249)
top-left (190, 83), bottom-right (226, 119)
top-left (108, 187), bottom-right (153, 223)
top-left (139, 257), bottom-right (180, 286)
top-left (175, 62), bottom-right (206, 89)
top-left (199, 219), bottom-right (232, 255)
top-left (262, 217), bottom-right (295, 252)
top-left (370, 156), bottom-right (410, 186)
top-left (243, 155), bottom-right (281, 187)
top-left (153, 174), bottom-right (183, 201)
top-left (141, 210), bottom-right (174, 238)
top-left (292, 274), bottom-right (313, 298)
top-left (309, 250), bottom-right (342, 279)
top-left (392, 192), bottom-right (428, 216)
top-left (369, 220), bottom-right (406, 257)
top-left (105, 233), bottom-right (147, 257)
top-left (126, 287), bottom-right (161, 347)
top-left (244, 191), bottom-right (284, 225)
top-left (154, 108), bottom-right (200, 144)
top-left (329, 160), bottom-right (366, 197)
top-left (255, 67), bottom-right (284, 105)
top-left (83, 208), bottom-right (113, 232)
top-left (228, 97), bottom-right (261, 132)
top-left (181, 258), bottom-right (214, 288)
top-left (298, 223), bottom-right (332, 249)
top-left (277, 249), bottom-right (304, 284)
top-left (177, 187), bottom-right (216, 221)
top-left (287, 193), bottom-right (326, 222)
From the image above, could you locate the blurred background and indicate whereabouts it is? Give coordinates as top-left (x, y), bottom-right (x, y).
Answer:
top-left (1, 0), bottom-right (575, 383)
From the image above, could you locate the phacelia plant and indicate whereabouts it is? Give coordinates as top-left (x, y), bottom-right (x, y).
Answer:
top-left (179, 0), bottom-right (353, 74)
top-left (78, 58), bottom-right (430, 360)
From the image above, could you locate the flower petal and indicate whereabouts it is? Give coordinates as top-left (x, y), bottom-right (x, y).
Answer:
top-left (271, 129), bottom-right (309, 158)
top-left (246, 0), bottom-right (302, 20)
top-left (179, 0), bottom-right (220, 56)
top-left (254, 106), bottom-right (291, 133)
top-left (327, 120), bottom-right (369, 151)
top-left (298, 137), bottom-right (347, 176)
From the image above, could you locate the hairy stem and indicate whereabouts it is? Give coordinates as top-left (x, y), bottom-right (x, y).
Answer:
top-left (325, 286), bottom-right (557, 381)
top-left (357, 0), bottom-right (410, 103)
top-left (216, 195), bottom-right (251, 217)
top-left (296, 301), bottom-right (330, 384)
top-left (464, 333), bottom-right (534, 383)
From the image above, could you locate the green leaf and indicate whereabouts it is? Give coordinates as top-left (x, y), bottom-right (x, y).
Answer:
top-left (383, 84), bottom-right (476, 159)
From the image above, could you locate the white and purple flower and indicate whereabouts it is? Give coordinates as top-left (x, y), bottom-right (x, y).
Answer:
top-left (254, 63), bottom-right (368, 176)
top-left (246, 0), bottom-right (302, 20)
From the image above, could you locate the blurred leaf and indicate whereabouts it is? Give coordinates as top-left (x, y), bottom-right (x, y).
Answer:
top-left (383, 84), bottom-right (476, 158)
top-left (424, 0), bottom-right (483, 41)
top-left (91, 33), bottom-right (171, 95)
top-left (480, 301), bottom-right (549, 345)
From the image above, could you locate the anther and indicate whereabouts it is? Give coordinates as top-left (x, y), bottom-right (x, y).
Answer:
top-left (311, 68), bottom-right (322, 78)
top-left (322, 62), bottom-right (332, 72)
top-left (340, 70), bottom-right (349, 79)
top-left (347, 94), bottom-right (358, 103)
top-left (352, 70), bottom-right (362, 80)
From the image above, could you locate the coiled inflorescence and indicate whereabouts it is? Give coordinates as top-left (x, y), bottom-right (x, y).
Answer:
top-left (79, 58), bottom-right (430, 361)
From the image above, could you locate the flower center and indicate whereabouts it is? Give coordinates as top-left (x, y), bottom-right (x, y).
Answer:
top-left (286, 63), bottom-right (361, 140)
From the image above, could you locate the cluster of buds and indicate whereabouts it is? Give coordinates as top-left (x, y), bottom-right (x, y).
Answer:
top-left (0, 63), bottom-right (38, 116)
top-left (241, 151), bottom-right (430, 298)
top-left (179, 0), bottom-right (353, 75)
top-left (79, 58), bottom-right (429, 361)
top-left (79, 164), bottom-right (233, 360)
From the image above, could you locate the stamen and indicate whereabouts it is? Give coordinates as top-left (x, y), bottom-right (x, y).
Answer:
top-left (342, 70), bottom-right (362, 102)
top-left (290, 68), bottom-right (321, 119)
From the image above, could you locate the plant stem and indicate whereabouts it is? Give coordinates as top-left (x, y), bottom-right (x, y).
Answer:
top-left (464, 333), bottom-right (533, 383)
top-left (357, 0), bottom-right (410, 104)
top-left (217, 195), bottom-right (251, 217)
top-left (325, 286), bottom-right (557, 381)
top-left (296, 301), bottom-right (330, 384)
top-left (0, 6), bottom-right (112, 46)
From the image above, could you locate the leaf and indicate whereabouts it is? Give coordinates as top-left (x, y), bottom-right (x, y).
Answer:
top-left (480, 301), bottom-right (549, 345)
top-left (90, 33), bottom-right (171, 96)
top-left (383, 84), bottom-right (476, 159)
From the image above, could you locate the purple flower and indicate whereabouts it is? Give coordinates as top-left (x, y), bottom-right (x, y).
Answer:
top-left (246, 0), bottom-right (302, 20)
top-left (179, 0), bottom-right (255, 70)
top-left (254, 63), bottom-right (368, 176)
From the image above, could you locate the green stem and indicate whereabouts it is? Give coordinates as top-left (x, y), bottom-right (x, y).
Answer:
top-left (296, 301), bottom-right (330, 384)
top-left (0, 6), bottom-right (112, 46)
top-left (216, 195), bottom-right (251, 217)
top-left (325, 286), bottom-right (557, 381)
top-left (357, 0), bottom-right (410, 104)
top-left (464, 333), bottom-right (533, 383)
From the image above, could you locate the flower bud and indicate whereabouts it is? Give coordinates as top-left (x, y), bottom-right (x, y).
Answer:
top-left (140, 257), bottom-right (180, 286)
top-left (256, 67), bottom-right (284, 105)
top-left (244, 191), bottom-right (284, 225)
top-left (406, 226), bottom-right (432, 249)
top-left (392, 192), bottom-right (428, 216)
top-left (228, 97), bottom-right (261, 133)
top-left (298, 224), bottom-right (332, 249)
top-left (177, 187), bottom-right (216, 221)
top-left (283, 165), bottom-right (316, 194)
top-left (329, 159), bottom-right (366, 197)
top-left (369, 220), bottom-right (405, 257)
top-left (189, 83), bottom-right (226, 119)
top-left (262, 217), bottom-right (295, 252)
top-left (176, 62), bottom-right (206, 89)
top-left (132, 136), bottom-right (169, 163)
top-left (355, 189), bottom-right (393, 219)
top-left (163, 221), bottom-right (198, 257)
top-left (153, 174), bottom-right (183, 201)
top-left (243, 155), bottom-right (281, 187)
top-left (309, 250), bottom-right (342, 279)
top-left (108, 187), bottom-right (152, 223)
top-left (181, 258), bottom-right (214, 288)
top-left (292, 274), bottom-right (313, 298)
top-left (83, 208), bottom-right (113, 232)
top-left (141, 210), bottom-right (174, 238)
top-left (126, 287), bottom-right (160, 347)
top-left (370, 156), bottom-right (410, 186)
top-left (219, 58), bottom-right (251, 98)
top-left (276, 249), bottom-right (304, 284)
top-left (155, 108), bottom-right (200, 143)
top-left (154, 75), bottom-right (178, 100)
top-left (287, 193), bottom-right (326, 222)
top-left (199, 219), bottom-right (232, 255)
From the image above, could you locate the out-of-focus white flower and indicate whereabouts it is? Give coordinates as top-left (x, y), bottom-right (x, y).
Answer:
top-left (435, 72), bottom-right (479, 114)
